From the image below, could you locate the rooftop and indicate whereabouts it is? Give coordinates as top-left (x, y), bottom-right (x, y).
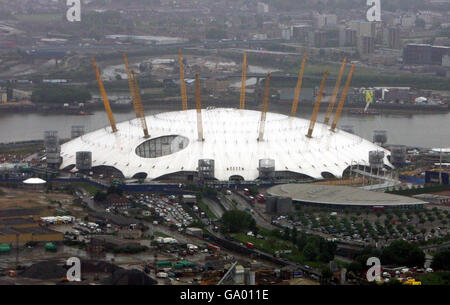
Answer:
top-left (267, 184), bottom-right (426, 207)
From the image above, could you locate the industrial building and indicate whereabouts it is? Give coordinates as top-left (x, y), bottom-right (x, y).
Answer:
top-left (267, 184), bottom-right (426, 209)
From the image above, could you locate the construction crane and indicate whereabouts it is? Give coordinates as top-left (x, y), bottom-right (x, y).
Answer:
top-left (217, 261), bottom-right (238, 285)
top-left (131, 70), bottom-right (150, 138)
top-left (178, 49), bottom-right (188, 110)
top-left (123, 53), bottom-right (149, 138)
top-left (290, 53), bottom-right (307, 117)
top-left (257, 73), bottom-right (271, 142)
top-left (331, 64), bottom-right (355, 132)
top-left (323, 58), bottom-right (347, 125)
top-left (195, 73), bottom-right (204, 141)
top-left (306, 70), bottom-right (328, 138)
top-left (92, 58), bottom-right (117, 133)
top-left (239, 51), bottom-right (247, 109)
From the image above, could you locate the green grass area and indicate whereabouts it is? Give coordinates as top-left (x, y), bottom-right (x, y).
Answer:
top-left (198, 200), bottom-right (217, 219)
top-left (0, 144), bottom-right (42, 156)
top-left (231, 232), bottom-right (322, 268)
top-left (416, 272), bottom-right (450, 285)
top-left (70, 182), bottom-right (101, 195)
top-left (15, 14), bottom-right (63, 22)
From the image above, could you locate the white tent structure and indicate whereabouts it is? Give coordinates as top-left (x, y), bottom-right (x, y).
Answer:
top-left (23, 177), bottom-right (47, 185)
top-left (60, 108), bottom-right (392, 181)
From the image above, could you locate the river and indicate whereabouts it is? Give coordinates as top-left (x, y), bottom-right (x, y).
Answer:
top-left (0, 109), bottom-right (448, 148)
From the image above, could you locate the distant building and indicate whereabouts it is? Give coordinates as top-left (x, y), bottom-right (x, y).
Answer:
top-left (309, 31), bottom-right (327, 48)
top-left (413, 194), bottom-right (450, 206)
top-left (403, 44), bottom-right (450, 65)
top-left (281, 27), bottom-right (292, 40)
top-left (443, 55), bottom-right (450, 68)
top-left (314, 13), bottom-right (338, 29)
top-left (291, 24), bottom-right (311, 42)
top-left (350, 20), bottom-right (376, 38)
top-left (339, 27), bottom-right (357, 47)
top-left (384, 27), bottom-right (401, 49)
top-left (265, 196), bottom-right (293, 215)
top-left (358, 36), bottom-right (375, 56)
top-left (106, 194), bottom-right (132, 210)
top-left (425, 171), bottom-right (449, 185)
top-left (256, 2), bottom-right (269, 14)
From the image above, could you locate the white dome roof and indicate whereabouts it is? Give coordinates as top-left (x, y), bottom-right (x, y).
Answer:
top-left (23, 177), bottom-right (47, 184)
top-left (60, 108), bottom-right (392, 180)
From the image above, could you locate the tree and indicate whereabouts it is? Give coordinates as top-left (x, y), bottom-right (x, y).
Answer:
top-left (347, 261), bottom-right (363, 275)
top-left (420, 228), bottom-right (427, 236)
top-left (431, 251), bottom-right (450, 271)
top-left (220, 210), bottom-right (256, 234)
top-left (321, 267), bottom-right (333, 284)
top-left (303, 242), bottom-right (319, 261)
top-left (31, 86), bottom-right (91, 104)
top-left (381, 240), bottom-right (425, 267)
top-left (94, 190), bottom-right (107, 202)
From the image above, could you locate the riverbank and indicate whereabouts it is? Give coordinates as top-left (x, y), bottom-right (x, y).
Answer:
top-left (0, 98), bottom-right (448, 115)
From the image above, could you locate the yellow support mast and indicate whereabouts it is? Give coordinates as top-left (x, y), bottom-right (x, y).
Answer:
top-left (92, 58), bottom-right (117, 133)
top-left (178, 49), bottom-right (188, 110)
top-left (195, 73), bottom-right (204, 141)
top-left (239, 51), bottom-right (247, 109)
top-left (131, 70), bottom-right (150, 138)
top-left (331, 64), bottom-right (355, 132)
top-left (257, 73), bottom-right (271, 142)
top-left (323, 58), bottom-right (347, 125)
top-left (123, 53), bottom-right (145, 135)
top-left (290, 53), bottom-right (307, 117)
top-left (306, 70), bottom-right (328, 138)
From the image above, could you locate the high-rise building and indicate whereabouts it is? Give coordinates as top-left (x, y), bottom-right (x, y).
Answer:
top-left (339, 27), bottom-right (357, 47)
top-left (384, 27), bottom-right (401, 49)
top-left (358, 36), bottom-right (375, 56)
top-left (350, 20), bottom-right (376, 38)
top-left (309, 31), bottom-right (327, 48)
top-left (315, 13), bottom-right (338, 28)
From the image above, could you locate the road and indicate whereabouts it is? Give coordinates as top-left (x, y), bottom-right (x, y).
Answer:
top-left (229, 192), bottom-right (276, 231)
top-left (203, 197), bottom-right (225, 219)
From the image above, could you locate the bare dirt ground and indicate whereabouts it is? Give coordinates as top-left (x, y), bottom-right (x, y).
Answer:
top-left (0, 187), bottom-right (75, 212)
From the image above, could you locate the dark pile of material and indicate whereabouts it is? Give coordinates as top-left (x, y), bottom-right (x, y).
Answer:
top-left (102, 269), bottom-right (157, 285)
top-left (20, 259), bottom-right (157, 285)
top-left (20, 260), bottom-right (67, 280)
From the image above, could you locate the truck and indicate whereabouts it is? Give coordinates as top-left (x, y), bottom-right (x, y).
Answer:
top-left (256, 194), bottom-right (265, 203)
top-left (245, 242), bottom-right (254, 249)
top-left (156, 272), bottom-right (168, 278)
top-left (207, 244), bottom-right (220, 252)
